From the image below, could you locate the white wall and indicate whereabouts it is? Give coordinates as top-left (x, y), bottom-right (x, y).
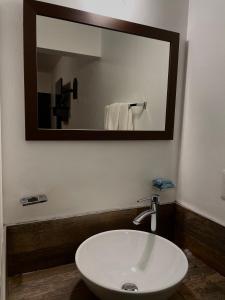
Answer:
top-left (0, 0), bottom-right (189, 224)
top-left (178, 0), bottom-right (225, 226)
top-left (37, 16), bottom-right (102, 57)
top-left (37, 72), bottom-right (52, 93)
top-left (0, 121), bottom-right (4, 298)
top-left (0, 2), bottom-right (5, 295)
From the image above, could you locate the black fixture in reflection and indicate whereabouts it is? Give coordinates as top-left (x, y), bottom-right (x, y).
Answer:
top-left (63, 78), bottom-right (78, 100)
top-left (53, 78), bottom-right (78, 129)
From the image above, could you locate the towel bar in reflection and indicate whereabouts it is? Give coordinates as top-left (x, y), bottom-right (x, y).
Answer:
top-left (129, 101), bottom-right (147, 109)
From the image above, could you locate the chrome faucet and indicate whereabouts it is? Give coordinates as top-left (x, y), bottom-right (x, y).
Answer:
top-left (133, 194), bottom-right (160, 232)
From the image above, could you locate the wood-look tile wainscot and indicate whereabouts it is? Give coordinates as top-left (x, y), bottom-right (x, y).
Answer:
top-left (7, 204), bottom-right (175, 275)
top-left (7, 250), bottom-right (225, 300)
top-left (175, 204), bottom-right (225, 276)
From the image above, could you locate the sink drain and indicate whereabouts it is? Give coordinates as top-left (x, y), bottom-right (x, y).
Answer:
top-left (121, 283), bottom-right (138, 292)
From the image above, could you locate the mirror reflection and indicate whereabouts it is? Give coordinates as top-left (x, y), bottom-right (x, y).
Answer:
top-left (36, 16), bottom-right (170, 131)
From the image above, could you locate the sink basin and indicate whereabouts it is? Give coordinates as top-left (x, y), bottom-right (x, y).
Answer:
top-left (75, 230), bottom-right (188, 300)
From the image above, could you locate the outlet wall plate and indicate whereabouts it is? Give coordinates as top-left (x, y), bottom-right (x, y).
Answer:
top-left (20, 194), bottom-right (48, 206)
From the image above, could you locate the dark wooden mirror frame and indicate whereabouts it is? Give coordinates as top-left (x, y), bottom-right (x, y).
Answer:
top-left (24, 0), bottom-right (180, 140)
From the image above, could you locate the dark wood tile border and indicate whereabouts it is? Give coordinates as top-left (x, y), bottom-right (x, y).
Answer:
top-left (175, 204), bottom-right (225, 276)
top-left (7, 204), bottom-right (175, 276)
top-left (7, 203), bottom-right (225, 277)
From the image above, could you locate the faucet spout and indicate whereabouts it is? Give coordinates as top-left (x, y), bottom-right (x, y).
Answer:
top-left (133, 209), bottom-right (154, 225)
top-left (133, 194), bottom-right (160, 232)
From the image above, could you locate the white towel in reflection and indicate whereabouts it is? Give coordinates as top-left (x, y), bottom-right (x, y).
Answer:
top-left (118, 103), bottom-right (133, 130)
top-left (104, 103), bottom-right (120, 130)
top-left (104, 105), bottom-right (109, 129)
top-left (132, 106), bottom-right (152, 130)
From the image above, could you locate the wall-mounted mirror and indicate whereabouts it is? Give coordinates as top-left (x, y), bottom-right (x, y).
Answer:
top-left (24, 0), bottom-right (179, 140)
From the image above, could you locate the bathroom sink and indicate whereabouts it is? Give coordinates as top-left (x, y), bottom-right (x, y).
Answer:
top-left (75, 230), bottom-right (188, 300)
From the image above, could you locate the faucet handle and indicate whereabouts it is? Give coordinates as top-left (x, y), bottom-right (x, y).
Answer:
top-left (137, 196), bottom-right (151, 204)
top-left (152, 194), bottom-right (160, 204)
top-left (137, 194), bottom-right (160, 205)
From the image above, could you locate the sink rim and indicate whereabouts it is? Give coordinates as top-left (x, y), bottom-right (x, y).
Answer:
top-left (75, 229), bottom-right (188, 295)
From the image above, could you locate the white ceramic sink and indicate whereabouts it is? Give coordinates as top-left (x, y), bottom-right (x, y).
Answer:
top-left (75, 230), bottom-right (188, 300)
